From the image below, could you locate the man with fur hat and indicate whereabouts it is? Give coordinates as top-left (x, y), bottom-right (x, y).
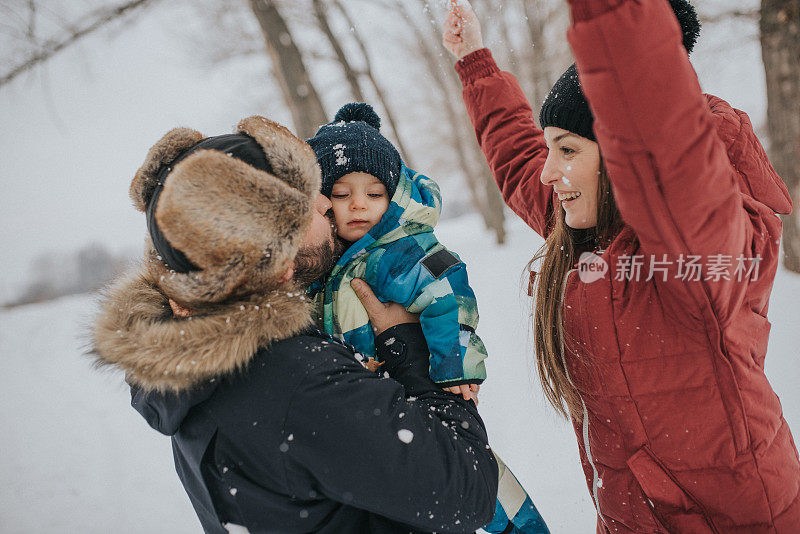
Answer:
top-left (92, 116), bottom-right (499, 533)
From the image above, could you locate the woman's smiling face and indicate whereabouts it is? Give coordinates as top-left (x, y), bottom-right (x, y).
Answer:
top-left (540, 126), bottom-right (601, 229)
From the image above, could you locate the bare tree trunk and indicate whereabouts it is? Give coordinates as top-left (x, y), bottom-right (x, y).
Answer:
top-left (760, 0), bottom-right (800, 273)
top-left (312, 0), bottom-right (364, 102)
top-left (398, 3), bottom-right (481, 200)
top-left (408, 0), bottom-right (506, 243)
top-left (249, 0), bottom-right (328, 138)
top-left (331, 0), bottom-right (413, 166)
top-left (521, 0), bottom-right (557, 109)
top-left (492, 0), bottom-right (520, 69)
top-left (421, 0), bottom-right (507, 243)
top-left (488, 0), bottom-right (534, 97)
top-left (477, 0), bottom-right (522, 70)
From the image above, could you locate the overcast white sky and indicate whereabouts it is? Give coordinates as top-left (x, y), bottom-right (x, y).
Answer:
top-left (0, 2), bottom-right (284, 302)
top-left (0, 0), bottom-right (764, 303)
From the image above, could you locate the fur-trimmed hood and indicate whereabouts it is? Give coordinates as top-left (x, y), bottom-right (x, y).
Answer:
top-left (92, 265), bottom-right (314, 392)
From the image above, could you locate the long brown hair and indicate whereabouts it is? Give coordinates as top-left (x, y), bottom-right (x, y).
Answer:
top-left (529, 159), bottom-right (622, 418)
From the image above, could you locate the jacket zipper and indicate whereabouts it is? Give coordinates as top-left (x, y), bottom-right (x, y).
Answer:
top-left (559, 268), bottom-right (605, 524)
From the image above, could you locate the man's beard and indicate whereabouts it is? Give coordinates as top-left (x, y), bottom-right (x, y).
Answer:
top-left (292, 225), bottom-right (345, 287)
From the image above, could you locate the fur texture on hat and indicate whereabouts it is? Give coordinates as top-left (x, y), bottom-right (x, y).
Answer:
top-left (129, 116), bottom-right (322, 307)
top-left (130, 127), bottom-right (205, 212)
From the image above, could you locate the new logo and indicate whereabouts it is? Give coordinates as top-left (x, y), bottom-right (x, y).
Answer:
top-left (578, 251), bottom-right (608, 283)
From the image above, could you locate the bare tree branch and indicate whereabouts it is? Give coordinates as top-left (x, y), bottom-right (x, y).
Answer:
top-left (0, 0), bottom-right (157, 88)
top-left (185, 0), bottom-right (265, 67)
top-left (700, 9), bottom-right (760, 24)
top-left (312, 0), bottom-right (365, 102)
top-left (207, 45), bottom-right (267, 65)
top-left (331, 0), bottom-right (412, 165)
top-left (25, 0), bottom-right (36, 41)
top-left (0, 2), bottom-right (32, 34)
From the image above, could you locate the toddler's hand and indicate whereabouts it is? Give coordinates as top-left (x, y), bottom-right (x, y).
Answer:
top-left (364, 358), bottom-right (385, 373)
top-left (442, 383), bottom-right (480, 401)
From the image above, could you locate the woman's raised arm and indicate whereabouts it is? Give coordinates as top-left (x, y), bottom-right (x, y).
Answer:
top-left (565, 0), bottom-right (756, 322)
top-left (444, 5), bottom-right (554, 237)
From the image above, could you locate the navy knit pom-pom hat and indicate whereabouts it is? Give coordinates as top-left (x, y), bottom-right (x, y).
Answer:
top-left (307, 103), bottom-right (402, 197)
top-left (539, 0), bottom-right (701, 140)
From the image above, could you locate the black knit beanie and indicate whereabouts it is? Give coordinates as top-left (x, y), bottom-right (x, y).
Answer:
top-left (539, 64), bottom-right (595, 141)
top-left (539, 0), bottom-right (701, 141)
top-left (145, 134), bottom-right (273, 273)
top-left (306, 103), bottom-right (402, 198)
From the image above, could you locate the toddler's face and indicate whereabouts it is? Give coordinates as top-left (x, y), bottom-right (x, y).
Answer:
top-left (330, 172), bottom-right (390, 242)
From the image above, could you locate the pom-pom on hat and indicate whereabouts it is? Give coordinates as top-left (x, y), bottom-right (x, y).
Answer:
top-left (668, 0), bottom-right (701, 54)
top-left (539, 0), bottom-right (701, 140)
top-left (306, 103), bottom-right (402, 198)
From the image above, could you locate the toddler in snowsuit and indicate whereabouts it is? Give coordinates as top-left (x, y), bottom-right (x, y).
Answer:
top-left (307, 103), bottom-right (549, 534)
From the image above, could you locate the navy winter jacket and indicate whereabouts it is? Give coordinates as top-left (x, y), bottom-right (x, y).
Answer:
top-left (131, 325), bottom-right (499, 533)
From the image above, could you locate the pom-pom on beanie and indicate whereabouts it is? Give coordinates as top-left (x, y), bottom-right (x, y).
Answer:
top-left (306, 103), bottom-right (402, 198)
top-left (539, 0), bottom-right (701, 141)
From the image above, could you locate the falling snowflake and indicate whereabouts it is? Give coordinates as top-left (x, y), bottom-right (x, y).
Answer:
top-left (397, 429), bottom-right (414, 443)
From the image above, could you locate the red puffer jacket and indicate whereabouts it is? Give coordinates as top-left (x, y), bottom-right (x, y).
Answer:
top-left (456, 1), bottom-right (799, 532)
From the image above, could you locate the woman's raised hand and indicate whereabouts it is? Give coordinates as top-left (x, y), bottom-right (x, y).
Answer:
top-left (442, 1), bottom-right (484, 60)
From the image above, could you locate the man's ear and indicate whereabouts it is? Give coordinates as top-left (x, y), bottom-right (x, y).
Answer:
top-left (277, 262), bottom-right (295, 284)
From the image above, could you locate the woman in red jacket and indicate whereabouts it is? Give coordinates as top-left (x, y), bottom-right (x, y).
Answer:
top-left (444, 0), bottom-right (799, 532)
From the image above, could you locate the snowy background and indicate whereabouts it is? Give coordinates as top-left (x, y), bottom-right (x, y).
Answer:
top-left (2, 214), bottom-right (799, 533)
top-left (1, 0), bottom-right (796, 533)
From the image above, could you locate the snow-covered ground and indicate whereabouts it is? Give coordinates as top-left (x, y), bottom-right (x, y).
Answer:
top-left (1, 214), bottom-right (798, 533)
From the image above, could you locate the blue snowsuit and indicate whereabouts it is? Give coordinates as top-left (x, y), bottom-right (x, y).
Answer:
top-left (310, 165), bottom-right (549, 533)
top-left (312, 165), bottom-right (487, 384)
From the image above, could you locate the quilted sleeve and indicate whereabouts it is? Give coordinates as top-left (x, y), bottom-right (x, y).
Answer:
top-left (405, 250), bottom-right (488, 385)
top-left (566, 0), bottom-right (753, 324)
top-left (456, 49), bottom-right (555, 237)
top-left (283, 341), bottom-right (498, 531)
